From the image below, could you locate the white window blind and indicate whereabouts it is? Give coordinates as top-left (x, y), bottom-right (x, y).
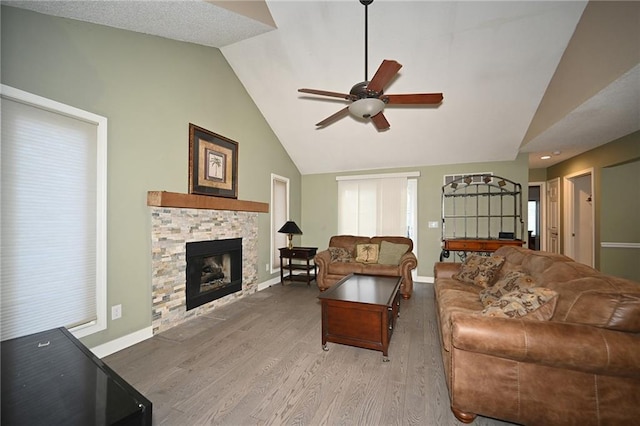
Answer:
top-left (271, 174), bottom-right (289, 271)
top-left (1, 86), bottom-right (107, 341)
top-left (337, 173), bottom-right (417, 237)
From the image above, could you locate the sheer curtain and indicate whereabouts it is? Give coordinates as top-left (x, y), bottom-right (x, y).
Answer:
top-left (337, 173), bottom-right (417, 237)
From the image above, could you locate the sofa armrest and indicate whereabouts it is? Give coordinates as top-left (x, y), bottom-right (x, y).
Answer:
top-left (434, 262), bottom-right (460, 279)
top-left (398, 251), bottom-right (417, 271)
top-left (397, 251), bottom-right (417, 298)
top-left (451, 313), bottom-right (640, 378)
top-left (315, 250), bottom-right (331, 289)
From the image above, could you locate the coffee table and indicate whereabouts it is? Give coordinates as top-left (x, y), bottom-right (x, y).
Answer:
top-left (318, 273), bottom-right (402, 361)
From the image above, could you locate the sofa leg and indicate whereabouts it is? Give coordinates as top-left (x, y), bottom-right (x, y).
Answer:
top-left (452, 407), bottom-right (476, 423)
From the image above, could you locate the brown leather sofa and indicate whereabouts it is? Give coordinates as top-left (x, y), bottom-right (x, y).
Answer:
top-left (434, 246), bottom-right (640, 425)
top-left (315, 235), bottom-right (417, 299)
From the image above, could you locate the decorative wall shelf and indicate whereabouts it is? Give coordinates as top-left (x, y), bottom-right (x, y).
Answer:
top-left (147, 191), bottom-right (269, 213)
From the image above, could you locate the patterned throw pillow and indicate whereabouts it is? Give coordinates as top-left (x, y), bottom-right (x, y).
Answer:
top-left (328, 247), bottom-right (352, 263)
top-left (453, 254), bottom-right (506, 288)
top-left (355, 243), bottom-right (379, 264)
top-left (482, 287), bottom-right (558, 321)
top-left (377, 241), bottom-right (409, 265)
top-left (479, 270), bottom-right (536, 307)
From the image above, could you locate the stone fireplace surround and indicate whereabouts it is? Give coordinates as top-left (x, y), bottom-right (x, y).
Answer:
top-left (150, 206), bottom-right (259, 334)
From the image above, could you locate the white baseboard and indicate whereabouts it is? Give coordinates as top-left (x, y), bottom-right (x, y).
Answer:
top-left (90, 326), bottom-right (153, 359)
top-left (258, 276), bottom-right (281, 291)
top-left (414, 275), bottom-right (434, 284)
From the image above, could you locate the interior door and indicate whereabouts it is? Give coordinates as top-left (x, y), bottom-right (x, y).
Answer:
top-left (546, 178), bottom-right (560, 253)
top-left (565, 171), bottom-right (594, 266)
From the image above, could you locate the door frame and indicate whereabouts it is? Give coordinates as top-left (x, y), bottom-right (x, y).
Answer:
top-left (563, 168), bottom-right (595, 266)
top-left (528, 181), bottom-right (547, 251)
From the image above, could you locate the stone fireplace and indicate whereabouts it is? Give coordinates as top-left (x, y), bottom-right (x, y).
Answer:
top-left (150, 205), bottom-right (259, 334)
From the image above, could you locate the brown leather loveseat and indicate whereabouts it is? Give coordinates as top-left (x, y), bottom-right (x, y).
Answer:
top-left (315, 235), bottom-right (417, 299)
top-left (434, 246), bottom-right (640, 424)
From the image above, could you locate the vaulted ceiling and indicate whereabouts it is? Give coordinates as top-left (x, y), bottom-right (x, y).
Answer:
top-left (6, 0), bottom-right (639, 174)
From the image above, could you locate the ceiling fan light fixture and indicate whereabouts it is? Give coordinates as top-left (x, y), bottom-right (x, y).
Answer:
top-left (348, 98), bottom-right (385, 119)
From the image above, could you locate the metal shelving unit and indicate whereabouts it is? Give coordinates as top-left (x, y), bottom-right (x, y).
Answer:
top-left (440, 174), bottom-right (525, 261)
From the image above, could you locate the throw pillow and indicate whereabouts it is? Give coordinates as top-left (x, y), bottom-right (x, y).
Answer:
top-left (328, 247), bottom-right (352, 263)
top-left (453, 254), bottom-right (506, 288)
top-left (479, 270), bottom-right (537, 307)
top-left (355, 243), bottom-right (379, 264)
top-left (377, 241), bottom-right (410, 265)
top-left (481, 287), bottom-right (558, 321)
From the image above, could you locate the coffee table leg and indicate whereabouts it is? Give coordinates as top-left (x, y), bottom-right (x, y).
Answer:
top-left (383, 356), bottom-right (390, 362)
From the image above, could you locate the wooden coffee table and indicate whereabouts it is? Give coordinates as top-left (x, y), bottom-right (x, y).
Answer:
top-left (318, 273), bottom-right (402, 361)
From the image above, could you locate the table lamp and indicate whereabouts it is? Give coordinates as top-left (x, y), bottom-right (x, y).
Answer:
top-left (278, 221), bottom-right (302, 250)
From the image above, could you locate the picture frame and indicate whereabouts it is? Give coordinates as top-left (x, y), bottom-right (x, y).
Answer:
top-left (188, 123), bottom-right (238, 198)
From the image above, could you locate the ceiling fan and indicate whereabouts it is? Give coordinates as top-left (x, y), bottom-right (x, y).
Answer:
top-left (298, 0), bottom-right (443, 131)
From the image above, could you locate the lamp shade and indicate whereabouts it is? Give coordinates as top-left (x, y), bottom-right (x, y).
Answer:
top-left (348, 98), bottom-right (385, 118)
top-left (278, 221), bottom-right (302, 235)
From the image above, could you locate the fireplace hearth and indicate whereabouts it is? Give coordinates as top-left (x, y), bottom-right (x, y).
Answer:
top-left (186, 238), bottom-right (242, 310)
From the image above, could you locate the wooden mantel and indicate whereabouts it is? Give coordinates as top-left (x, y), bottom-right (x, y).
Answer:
top-left (147, 191), bottom-right (269, 213)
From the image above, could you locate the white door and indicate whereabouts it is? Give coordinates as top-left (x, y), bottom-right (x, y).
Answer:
top-left (546, 178), bottom-right (560, 254)
top-left (564, 171), bottom-right (594, 266)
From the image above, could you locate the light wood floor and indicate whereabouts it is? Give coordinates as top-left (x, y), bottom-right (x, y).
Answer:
top-left (104, 281), bottom-right (515, 426)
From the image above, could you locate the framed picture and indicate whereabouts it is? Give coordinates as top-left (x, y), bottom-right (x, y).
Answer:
top-left (189, 123), bottom-right (238, 198)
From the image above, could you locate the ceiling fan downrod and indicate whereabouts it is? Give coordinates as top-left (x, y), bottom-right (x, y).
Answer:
top-left (361, 0), bottom-right (373, 82)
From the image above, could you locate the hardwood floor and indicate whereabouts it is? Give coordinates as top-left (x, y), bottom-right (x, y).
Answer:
top-left (104, 282), bottom-right (515, 426)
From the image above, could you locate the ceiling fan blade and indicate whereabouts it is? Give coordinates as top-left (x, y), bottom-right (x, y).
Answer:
top-left (299, 88), bottom-right (354, 100)
top-left (316, 106), bottom-right (350, 128)
top-left (370, 111), bottom-right (390, 131)
top-left (383, 93), bottom-right (444, 105)
top-left (367, 60), bottom-right (402, 93)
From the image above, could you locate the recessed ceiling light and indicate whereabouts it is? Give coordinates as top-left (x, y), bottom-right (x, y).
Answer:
top-left (540, 155), bottom-right (552, 160)
top-left (553, 151), bottom-right (561, 156)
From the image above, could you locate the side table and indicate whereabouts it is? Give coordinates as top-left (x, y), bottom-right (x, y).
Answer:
top-left (279, 247), bottom-right (317, 286)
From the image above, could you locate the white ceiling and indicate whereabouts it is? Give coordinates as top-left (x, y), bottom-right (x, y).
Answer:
top-left (6, 0), bottom-right (639, 174)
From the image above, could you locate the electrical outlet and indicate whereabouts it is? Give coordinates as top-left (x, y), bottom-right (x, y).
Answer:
top-left (265, 263), bottom-right (270, 272)
top-left (111, 304), bottom-right (122, 320)
top-left (428, 221), bottom-right (439, 228)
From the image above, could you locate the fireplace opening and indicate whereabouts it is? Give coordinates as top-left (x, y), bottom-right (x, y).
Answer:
top-left (186, 238), bottom-right (242, 310)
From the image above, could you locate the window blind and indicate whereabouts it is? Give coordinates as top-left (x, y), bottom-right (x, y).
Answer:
top-left (1, 90), bottom-right (105, 341)
top-left (337, 176), bottom-right (408, 237)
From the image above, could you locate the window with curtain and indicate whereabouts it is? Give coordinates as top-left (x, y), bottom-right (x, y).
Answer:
top-left (337, 172), bottom-right (419, 238)
top-left (1, 86), bottom-right (107, 341)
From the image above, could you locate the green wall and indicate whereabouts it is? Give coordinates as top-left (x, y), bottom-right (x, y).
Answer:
top-left (547, 131), bottom-right (640, 269)
top-left (600, 159), bottom-right (640, 281)
top-left (1, 6), bottom-right (301, 347)
top-left (301, 154), bottom-right (529, 278)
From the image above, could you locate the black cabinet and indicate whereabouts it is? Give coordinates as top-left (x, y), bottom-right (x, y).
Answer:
top-left (1, 327), bottom-right (152, 426)
top-left (279, 247), bottom-right (317, 286)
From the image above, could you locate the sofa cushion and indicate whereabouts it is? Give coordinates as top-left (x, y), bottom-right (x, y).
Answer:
top-left (377, 241), bottom-right (410, 265)
top-left (327, 235), bottom-right (371, 257)
top-left (355, 243), bottom-right (379, 263)
top-left (435, 281), bottom-right (483, 352)
top-left (370, 236), bottom-right (413, 252)
top-left (547, 276), bottom-right (640, 332)
top-left (453, 254), bottom-right (505, 288)
top-left (479, 270), bottom-right (536, 307)
top-left (364, 263), bottom-right (404, 276)
top-left (481, 287), bottom-right (558, 321)
top-left (328, 247), bottom-right (352, 263)
top-left (327, 261), bottom-right (364, 276)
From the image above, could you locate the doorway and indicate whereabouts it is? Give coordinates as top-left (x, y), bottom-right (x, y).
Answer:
top-left (528, 182), bottom-right (546, 251)
top-left (564, 169), bottom-right (595, 266)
